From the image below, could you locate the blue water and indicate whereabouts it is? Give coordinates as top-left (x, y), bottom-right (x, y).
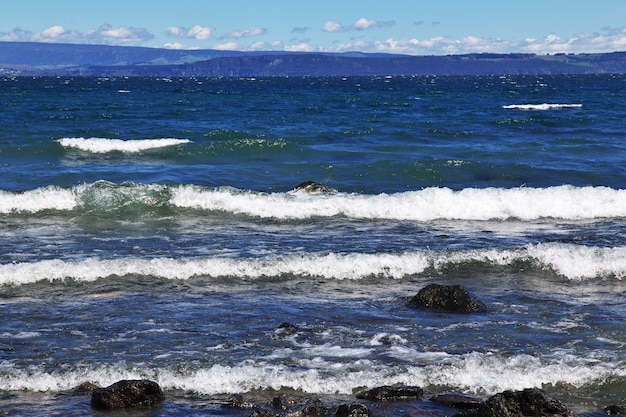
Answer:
top-left (1, 74), bottom-right (625, 416)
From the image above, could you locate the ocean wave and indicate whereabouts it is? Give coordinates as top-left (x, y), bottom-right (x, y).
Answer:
top-left (502, 103), bottom-right (583, 110)
top-left (0, 351), bottom-right (622, 396)
top-left (3, 182), bottom-right (626, 220)
top-left (1, 243), bottom-right (624, 285)
top-left (172, 184), bottom-right (626, 221)
top-left (56, 137), bottom-right (191, 153)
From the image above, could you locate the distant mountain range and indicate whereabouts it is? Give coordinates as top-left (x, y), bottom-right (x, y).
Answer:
top-left (2, 41), bottom-right (626, 76)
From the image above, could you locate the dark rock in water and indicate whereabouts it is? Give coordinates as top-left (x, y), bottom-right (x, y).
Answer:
top-left (606, 404), bottom-right (626, 415)
top-left (336, 402), bottom-right (372, 417)
top-left (356, 385), bottom-right (424, 402)
top-left (91, 379), bottom-right (165, 410)
top-left (274, 322), bottom-right (298, 337)
top-left (72, 382), bottom-right (100, 393)
top-left (454, 388), bottom-right (576, 417)
top-left (223, 394), bottom-right (257, 409)
top-left (270, 394), bottom-right (292, 410)
top-left (292, 181), bottom-right (337, 193)
top-left (408, 284), bottom-right (487, 313)
top-left (430, 392), bottom-right (484, 409)
top-left (302, 397), bottom-right (330, 417)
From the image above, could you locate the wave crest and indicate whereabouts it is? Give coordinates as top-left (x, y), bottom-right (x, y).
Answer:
top-left (1, 243), bottom-right (624, 286)
top-left (3, 183), bottom-right (626, 220)
top-left (502, 103), bottom-right (582, 110)
top-left (56, 137), bottom-right (191, 153)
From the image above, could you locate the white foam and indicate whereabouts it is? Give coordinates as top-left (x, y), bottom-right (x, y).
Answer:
top-left (3, 183), bottom-right (626, 220)
top-left (1, 243), bottom-right (624, 286)
top-left (0, 252), bottom-right (431, 286)
top-left (0, 185), bottom-right (79, 214)
top-left (171, 184), bottom-right (626, 221)
top-left (502, 103), bottom-right (583, 110)
top-left (527, 243), bottom-right (626, 280)
top-left (56, 137), bottom-right (191, 153)
top-left (0, 351), bottom-right (622, 396)
top-left (369, 333), bottom-right (408, 346)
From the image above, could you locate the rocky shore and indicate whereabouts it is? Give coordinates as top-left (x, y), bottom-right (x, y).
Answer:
top-left (72, 378), bottom-right (626, 416)
top-left (59, 284), bottom-right (624, 416)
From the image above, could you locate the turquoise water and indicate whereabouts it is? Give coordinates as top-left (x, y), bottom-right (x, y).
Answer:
top-left (1, 74), bottom-right (625, 416)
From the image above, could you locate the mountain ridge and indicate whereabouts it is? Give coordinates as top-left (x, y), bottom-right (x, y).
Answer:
top-left (1, 41), bottom-right (626, 76)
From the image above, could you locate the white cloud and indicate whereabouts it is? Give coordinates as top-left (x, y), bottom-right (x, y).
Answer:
top-left (248, 41), bottom-right (268, 50)
top-left (166, 26), bottom-right (185, 37)
top-left (31, 25), bottom-right (81, 42)
top-left (354, 18), bottom-right (375, 30)
top-left (39, 25), bottom-right (67, 38)
top-left (213, 41), bottom-right (239, 50)
top-left (0, 27), bottom-right (29, 41)
top-left (163, 42), bottom-right (185, 50)
top-left (353, 18), bottom-right (394, 30)
top-left (166, 25), bottom-right (213, 40)
top-left (285, 42), bottom-right (317, 52)
top-left (322, 20), bottom-right (344, 33)
top-left (187, 25), bottom-right (213, 40)
top-left (224, 26), bottom-right (266, 39)
top-left (2, 20), bottom-right (626, 56)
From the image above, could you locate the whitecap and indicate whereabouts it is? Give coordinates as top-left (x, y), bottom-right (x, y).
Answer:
top-left (0, 351), bottom-right (623, 397)
top-left (502, 103), bottom-right (582, 110)
top-left (0, 185), bottom-right (80, 214)
top-left (2, 242), bottom-right (625, 286)
top-left (56, 137), bottom-right (191, 153)
top-left (171, 184), bottom-right (626, 221)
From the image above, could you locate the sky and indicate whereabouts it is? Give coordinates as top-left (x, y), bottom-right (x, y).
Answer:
top-left (1, 0), bottom-right (626, 55)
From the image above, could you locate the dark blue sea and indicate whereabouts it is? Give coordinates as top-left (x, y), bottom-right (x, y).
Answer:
top-left (1, 74), bottom-right (625, 416)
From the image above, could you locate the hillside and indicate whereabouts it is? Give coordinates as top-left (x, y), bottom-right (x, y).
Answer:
top-left (1, 41), bottom-right (626, 76)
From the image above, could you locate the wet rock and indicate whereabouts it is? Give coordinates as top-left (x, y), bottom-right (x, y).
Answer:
top-left (72, 382), bottom-right (100, 393)
top-left (223, 394), bottom-right (257, 409)
top-left (606, 404), bottom-right (626, 415)
top-left (292, 181), bottom-right (337, 193)
top-left (356, 385), bottom-right (424, 402)
top-left (430, 392), bottom-right (484, 409)
top-left (408, 284), bottom-right (487, 313)
top-left (90, 379), bottom-right (165, 410)
top-left (301, 397), bottom-right (330, 417)
top-left (270, 394), bottom-right (293, 410)
top-left (454, 388), bottom-right (576, 417)
top-left (336, 402), bottom-right (371, 417)
top-left (275, 322), bottom-right (298, 337)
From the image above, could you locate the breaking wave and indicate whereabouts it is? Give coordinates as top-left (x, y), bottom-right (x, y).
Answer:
top-left (56, 137), bottom-right (191, 153)
top-left (2, 182), bottom-right (626, 221)
top-left (1, 243), bottom-right (624, 285)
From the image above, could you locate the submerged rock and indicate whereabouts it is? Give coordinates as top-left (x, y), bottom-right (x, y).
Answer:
top-left (430, 392), bottom-right (484, 409)
top-left (274, 322), bottom-right (298, 337)
top-left (292, 181), bottom-right (337, 193)
top-left (356, 385), bottom-right (424, 402)
top-left (408, 284), bottom-right (487, 313)
top-left (72, 381), bottom-right (100, 393)
top-left (91, 379), bottom-right (164, 410)
top-left (250, 410), bottom-right (281, 417)
top-left (606, 404), bottom-right (626, 415)
top-left (270, 394), bottom-right (293, 410)
top-left (223, 394), bottom-right (257, 409)
top-left (335, 402), bottom-right (371, 417)
top-left (301, 397), bottom-right (330, 417)
top-left (454, 388), bottom-right (577, 417)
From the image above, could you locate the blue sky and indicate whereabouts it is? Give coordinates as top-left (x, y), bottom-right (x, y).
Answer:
top-left (1, 0), bottom-right (625, 55)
